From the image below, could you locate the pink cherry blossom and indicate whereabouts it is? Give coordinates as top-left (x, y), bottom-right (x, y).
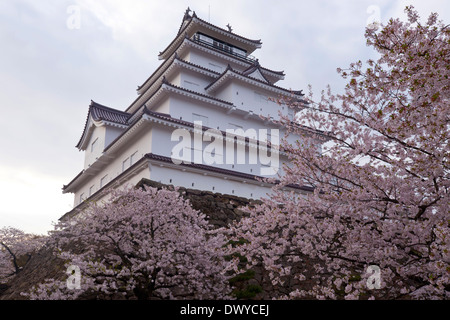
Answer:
top-left (229, 6), bottom-right (449, 300)
top-left (24, 185), bottom-right (232, 300)
top-left (0, 227), bottom-right (44, 284)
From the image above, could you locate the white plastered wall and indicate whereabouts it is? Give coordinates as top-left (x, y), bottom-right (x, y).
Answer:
top-left (74, 125), bottom-right (153, 206)
top-left (149, 165), bottom-right (274, 200)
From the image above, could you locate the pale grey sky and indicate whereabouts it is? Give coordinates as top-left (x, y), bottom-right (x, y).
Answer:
top-left (0, 0), bottom-right (448, 235)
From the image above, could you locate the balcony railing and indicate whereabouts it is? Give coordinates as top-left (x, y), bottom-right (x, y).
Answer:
top-left (191, 34), bottom-right (257, 63)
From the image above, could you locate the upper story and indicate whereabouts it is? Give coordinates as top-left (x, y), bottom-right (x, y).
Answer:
top-left (126, 9), bottom-right (306, 120)
top-left (74, 8), bottom-right (313, 171)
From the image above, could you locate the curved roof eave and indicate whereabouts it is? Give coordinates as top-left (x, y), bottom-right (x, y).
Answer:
top-left (158, 14), bottom-right (262, 61)
top-left (205, 66), bottom-right (304, 100)
top-left (75, 101), bottom-right (131, 150)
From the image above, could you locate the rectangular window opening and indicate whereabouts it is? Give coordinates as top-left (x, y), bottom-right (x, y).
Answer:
top-left (91, 138), bottom-right (98, 152)
top-left (130, 151), bottom-right (138, 166)
top-left (192, 113), bottom-right (209, 126)
top-left (122, 157), bottom-right (130, 172)
top-left (100, 174), bottom-right (108, 188)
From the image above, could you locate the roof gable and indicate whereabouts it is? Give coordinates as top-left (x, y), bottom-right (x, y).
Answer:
top-left (158, 9), bottom-right (262, 61)
top-left (205, 65), bottom-right (304, 99)
top-left (76, 101), bottom-right (130, 150)
top-left (243, 67), bottom-right (270, 84)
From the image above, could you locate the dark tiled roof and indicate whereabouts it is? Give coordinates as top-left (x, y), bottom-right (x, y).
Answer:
top-left (185, 37), bottom-right (284, 77)
top-left (60, 150), bottom-right (314, 220)
top-left (145, 153), bottom-right (260, 180)
top-left (90, 101), bottom-right (130, 124)
top-left (103, 83), bottom-right (234, 155)
top-left (143, 109), bottom-right (200, 128)
top-left (135, 54), bottom-right (219, 96)
top-left (205, 64), bottom-right (304, 98)
top-left (241, 60), bottom-right (271, 83)
top-left (141, 108), bottom-right (284, 152)
top-left (162, 80), bottom-right (234, 106)
top-left (242, 59), bottom-right (285, 77)
top-left (131, 39), bottom-right (284, 114)
top-left (174, 10), bottom-right (262, 48)
top-left (159, 11), bottom-right (262, 60)
top-left (62, 170), bottom-right (84, 191)
top-left (128, 55), bottom-right (223, 114)
top-left (174, 56), bottom-right (221, 76)
top-left (191, 13), bottom-right (262, 45)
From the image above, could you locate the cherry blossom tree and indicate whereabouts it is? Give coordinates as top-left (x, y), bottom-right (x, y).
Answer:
top-left (0, 227), bottom-right (44, 284)
top-left (229, 6), bottom-right (449, 299)
top-left (26, 185), bottom-right (232, 300)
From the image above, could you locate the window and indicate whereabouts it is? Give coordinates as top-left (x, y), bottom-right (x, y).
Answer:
top-left (228, 123), bottom-right (243, 130)
top-left (91, 138), bottom-right (98, 152)
top-left (288, 108), bottom-right (294, 119)
top-left (122, 157), bottom-right (130, 172)
top-left (254, 92), bottom-right (268, 104)
top-left (184, 80), bottom-right (199, 90)
top-left (208, 62), bottom-right (223, 73)
top-left (89, 185), bottom-right (95, 196)
top-left (130, 152), bottom-right (138, 166)
top-left (192, 113), bottom-right (209, 126)
top-left (186, 146), bottom-right (203, 163)
top-left (100, 174), bottom-right (108, 188)
top-left (79, 193), bottom-right (85, 204)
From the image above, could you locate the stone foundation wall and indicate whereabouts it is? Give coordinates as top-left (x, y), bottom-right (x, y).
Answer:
top-left (136, 178), bottom-right (262, 228)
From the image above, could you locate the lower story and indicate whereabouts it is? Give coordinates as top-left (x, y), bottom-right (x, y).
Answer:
top-left (60, 153), bottom-right (312, 221)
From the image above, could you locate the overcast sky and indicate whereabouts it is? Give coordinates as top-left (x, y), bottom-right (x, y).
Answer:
top-left (0, 0), bottom-right (448, 235)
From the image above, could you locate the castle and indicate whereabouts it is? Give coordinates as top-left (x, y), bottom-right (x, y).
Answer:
top-left (62, 8), bottom-right (317, 217)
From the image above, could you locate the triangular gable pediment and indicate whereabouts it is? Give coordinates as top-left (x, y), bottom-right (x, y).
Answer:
top-left (76, 101), bottom-right (130, 150)
top-left (246, 68), bottom-right (269, 83)
top-left (76, 114), bottom-right (98, 151)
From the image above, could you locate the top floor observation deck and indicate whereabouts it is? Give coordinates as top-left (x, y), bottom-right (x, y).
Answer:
top-left (191, 32), bottom-right (257, 63)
